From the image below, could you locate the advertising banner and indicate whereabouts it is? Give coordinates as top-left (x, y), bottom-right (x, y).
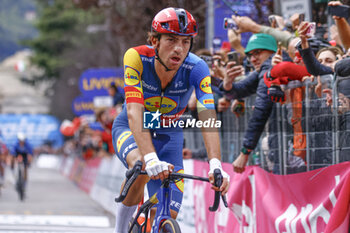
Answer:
top-left (72, 95), bottom-right (95, 116)
top-left (78, 68), bottom-right (124, 96)
top-left (73, 68), bottom-right (124, 116)
top-left (191, 161), bottom-right (350, 233)
top-left (0, 114), bottom-right (63, 148)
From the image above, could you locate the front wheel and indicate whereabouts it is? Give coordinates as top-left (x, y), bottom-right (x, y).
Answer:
top-left (159, 219), bottom-right (181, 233)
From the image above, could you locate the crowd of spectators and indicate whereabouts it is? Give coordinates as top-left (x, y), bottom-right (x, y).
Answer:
top-left (183, 0), bottom-right (350, 173)
top-left (61, 82), bottom-right (123, 160)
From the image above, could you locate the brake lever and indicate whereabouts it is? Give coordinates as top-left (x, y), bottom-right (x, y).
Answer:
top-left (115, 160), bottom-right (143, 203)
top-left (209, 168), bottom-right (223, 212)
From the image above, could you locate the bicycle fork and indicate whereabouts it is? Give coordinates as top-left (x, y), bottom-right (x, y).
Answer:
top-left (152, 185), bottom-right (172, 233)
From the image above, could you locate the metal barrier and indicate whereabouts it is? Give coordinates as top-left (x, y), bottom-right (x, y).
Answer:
top-left (183, 74), bottom-right (350, 174)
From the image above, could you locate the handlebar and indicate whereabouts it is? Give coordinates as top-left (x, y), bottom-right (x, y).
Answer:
top-left (208, 168), bottom-right (228, 211)
top-left (115, 160), bottom-right (143, 203)
top-left (115, 160), bottom-right (228, 212)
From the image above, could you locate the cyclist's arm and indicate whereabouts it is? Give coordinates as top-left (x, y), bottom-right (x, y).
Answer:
top-left (127, 103), bottom-right (155, 156)
top-left (191, 60), bottom-right (222, 159)
top-left (198, 109), bottom-right (221, 160)
top-left (191, 59), bottom-right (230, 194)
top-left (123, 48), bottom-right (156, 158)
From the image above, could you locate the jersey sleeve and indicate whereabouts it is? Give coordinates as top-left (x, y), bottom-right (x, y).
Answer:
top-left (190, 59), bottom-right (215, 112)
top-left (123, 48), bottom-right (144, 104)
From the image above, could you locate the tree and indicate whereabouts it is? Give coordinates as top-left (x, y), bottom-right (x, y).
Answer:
top-left (27, 0), bottom-right (207, 120)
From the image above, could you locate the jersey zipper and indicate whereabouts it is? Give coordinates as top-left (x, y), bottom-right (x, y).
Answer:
top-left (159, 90), bottom-right (164, 113)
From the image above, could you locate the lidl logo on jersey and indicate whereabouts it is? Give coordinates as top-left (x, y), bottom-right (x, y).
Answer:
top-left (199, 76), bottom-right (212, 94)
top-left (144, 96), bottom-right (177, 114)
top-left (124, 66), bottom-right (140, 86)
top-left (143, 110), bottom-right (161, 129)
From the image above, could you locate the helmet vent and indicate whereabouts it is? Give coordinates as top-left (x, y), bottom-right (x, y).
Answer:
top-left (179, 15), bottom-right (186, 32)
top-left (161, 22), bottom-right (169, 30)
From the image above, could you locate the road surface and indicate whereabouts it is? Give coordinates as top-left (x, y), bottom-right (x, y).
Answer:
top-left (0, 156), bottom-right (115, 233)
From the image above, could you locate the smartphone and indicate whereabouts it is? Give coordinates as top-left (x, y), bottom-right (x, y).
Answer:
top-left (328, 5), bottom-right (350, 18)
top-left (200, 55), bottom-right (213, 67)
top-left (299, 13), bottom-right (305, 23)
top-left (305, 22), bottom-right (316, 37)
top-left (223, 17), bottom-right (238, 30)
top-left (227, 51), bottom-right (240, 65)
top-left (268, 15), bottom-right (279, 28)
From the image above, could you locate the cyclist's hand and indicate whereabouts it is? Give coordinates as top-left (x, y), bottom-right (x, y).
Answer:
top-left (144, 152), bottom-right (173, 180)
top-left (208, 158), bottom-right (230, 195)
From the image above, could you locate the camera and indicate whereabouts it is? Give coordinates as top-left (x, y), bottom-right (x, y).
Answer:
top-left (328, 5), bottom-right (350, 19)
top-left (223, 17), bottom-right (237, 30)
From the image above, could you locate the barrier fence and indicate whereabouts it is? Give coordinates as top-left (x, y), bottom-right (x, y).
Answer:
top-left (58, 155), bottom-right (350, 232)
top-left (183, 75), bottom-right (350, 174)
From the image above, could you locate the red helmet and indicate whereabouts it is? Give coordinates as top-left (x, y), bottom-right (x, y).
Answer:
top-left (152, 8), bottom-right (198, 37)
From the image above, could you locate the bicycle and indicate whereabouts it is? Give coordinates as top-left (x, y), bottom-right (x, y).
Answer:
top-left (15, 159), bottom-right (26, 201)
top-left (115, 160), bottom-right (228, 233)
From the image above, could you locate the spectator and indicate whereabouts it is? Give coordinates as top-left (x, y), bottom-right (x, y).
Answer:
top-left (231, 15), bottom-right (294, 50)
top-left (95, 109), bottom-right (114, 155)
top-left (108, 82), bottom-right (124, 107)
top-left (296, 21), bottom-right (342, 76)
top-left (220, 32), bottom-right (291, 173)
top-left (324, 57), bottom-right (350, 163)
top-left (0, 133), bottom-right (8, 187)
top-left (328, 1), bottom-right (350, 51)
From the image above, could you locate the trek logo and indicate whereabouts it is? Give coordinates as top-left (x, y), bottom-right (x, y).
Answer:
top-left (124, 66), bottom-right (140, 86)
top-left (143, 110), bottom-right (161, 129)
top-left (144, 96), bottom-right (177, 114)
top-left (199, 76), bottom-right (212, 94)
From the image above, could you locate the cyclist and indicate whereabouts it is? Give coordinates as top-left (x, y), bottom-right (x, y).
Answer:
top-left (12, 132), bottom-right (33, 185)
top-left (112, 7), bottom-right (230, 233)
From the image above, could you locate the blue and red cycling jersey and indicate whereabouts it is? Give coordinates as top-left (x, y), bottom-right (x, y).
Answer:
top-left (119, 45), bottom-right (214, 121)
top-left (111, 45), bottom-right (215, 212)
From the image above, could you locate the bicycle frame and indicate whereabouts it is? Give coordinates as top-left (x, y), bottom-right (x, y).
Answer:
top-left (127, 178), bottom-right (178, 233)
top-left (152, 180), bottom-right (172, 232)
top-left (116, 160), bottom-right (228, 233)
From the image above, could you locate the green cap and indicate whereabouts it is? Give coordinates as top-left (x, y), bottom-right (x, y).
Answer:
top-left (245, 33), bottom-right (277, 54)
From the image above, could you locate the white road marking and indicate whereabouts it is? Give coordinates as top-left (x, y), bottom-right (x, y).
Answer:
top-left (0, 215), bottom-right (110, 227)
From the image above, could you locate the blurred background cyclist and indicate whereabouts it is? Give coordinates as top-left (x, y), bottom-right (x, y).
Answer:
top-left (11, 132), bottom-right (33, 185)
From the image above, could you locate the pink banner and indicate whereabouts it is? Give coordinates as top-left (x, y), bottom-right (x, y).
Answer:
top-left (78, 157), bottom-right (102, 193)
top-left (192, 161), bottom-right (350, 233)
